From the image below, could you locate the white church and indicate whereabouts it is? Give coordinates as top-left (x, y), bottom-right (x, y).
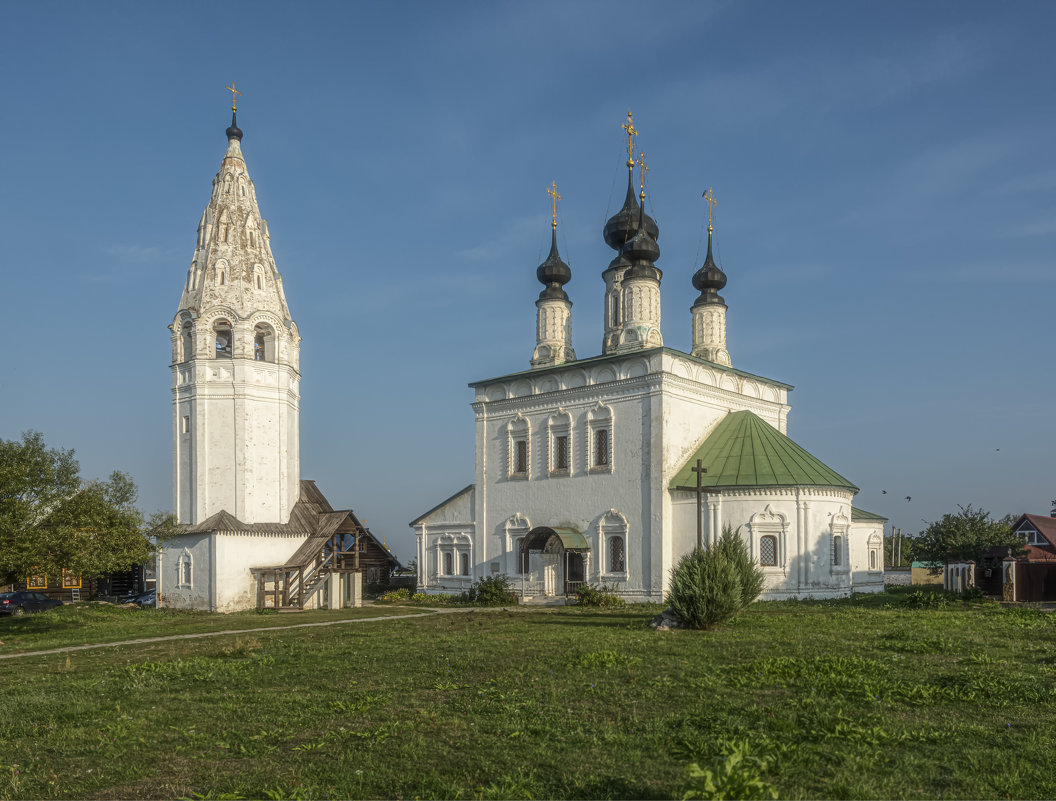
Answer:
top-left (411, 115), bottom-right (885, 602)
top-left (157, 106), bottom-right (397, 612)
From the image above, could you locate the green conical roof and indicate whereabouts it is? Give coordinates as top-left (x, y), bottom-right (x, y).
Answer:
top-left (670, 410), bottom-right (858, 492)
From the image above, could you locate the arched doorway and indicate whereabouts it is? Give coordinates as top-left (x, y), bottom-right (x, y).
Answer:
top-left (521, 527), bottom-right (589, 597)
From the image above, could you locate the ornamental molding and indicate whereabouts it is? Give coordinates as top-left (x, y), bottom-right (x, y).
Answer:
top-left (473, 374), bottom-right (659, 416)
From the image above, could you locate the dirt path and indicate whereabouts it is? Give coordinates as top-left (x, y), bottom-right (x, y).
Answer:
top-left (0, 606), bottom-right (492, 661)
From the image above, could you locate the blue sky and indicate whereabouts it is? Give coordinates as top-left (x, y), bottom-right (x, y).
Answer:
top-left (1, 1), bottom-right (1053, 562)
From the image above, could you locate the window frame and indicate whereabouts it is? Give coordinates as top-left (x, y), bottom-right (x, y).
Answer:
top-left (507, 415), bottom-right (531, 480)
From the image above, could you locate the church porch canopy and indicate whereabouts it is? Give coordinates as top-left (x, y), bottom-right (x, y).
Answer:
top-left (521, 526), bottom-right (589, 553)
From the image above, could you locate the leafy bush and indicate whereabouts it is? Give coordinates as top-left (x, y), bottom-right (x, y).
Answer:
top-left (714, 525), bottom-right (765, 608)
top-left (462, 574), bottom-right (517, 606)
top-left (667, 546), bottom-right (742, 629)
top-left (683, 738), bottom-right (778, 800)
top-left (377, 587), bottom-right (411, 603)
top-left (575, 583), bottom-right (626, 607)
top-left (902, 589), bottom-right (956, 609)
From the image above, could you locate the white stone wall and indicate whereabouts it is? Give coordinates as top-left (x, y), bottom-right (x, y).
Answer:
top-left (158, 533), bottom-right (212, 610)
top-left (849, 520), bottom-right (885, 593)
top-left (669, 488), bottom-right (856, 600)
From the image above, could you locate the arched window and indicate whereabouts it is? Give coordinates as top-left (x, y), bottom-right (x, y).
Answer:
top-left (443, 552), bottom-right (453, 576)
top-left (508, 415), bottom-right (530, 479)
top-left (869, 550), bottom-right (876, 570)
top-left (759, 535), bottom-right (778, 567)
top-left (600, 510), bottom-right (629, 577)
top-left (460, 553), bottom-right (470, 576)
top-left (178, 551), bottom-right (192, 587)
top-left (609, 535), bottom-right (625, 573)
top-left (181, 321), bottom-right (194, 362)
top-left (587, 403), bottom-right (614, 472)
top-left (832, 535), bottom-right (842, 566)
top-left (252, 322), bottom-right (276, 362)
top-left (548, 411), bottom-right (572, 476)
top-left (214, 320), bottom-right (233, 358)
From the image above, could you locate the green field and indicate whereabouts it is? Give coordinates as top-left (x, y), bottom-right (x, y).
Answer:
top-left (1, 590), bottom-right (1054, 800)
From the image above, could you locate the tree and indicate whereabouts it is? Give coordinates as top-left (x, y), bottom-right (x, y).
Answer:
top-left (0, 431), bottom-right (173, 586)
top-left (914, 505), bottom-right (1023, 570)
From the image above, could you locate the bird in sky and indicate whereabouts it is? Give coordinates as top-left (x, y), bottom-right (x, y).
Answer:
top-left (905, 496), bottom-right (912, 502)
top-left (881, 490), bottom-right (887, 495)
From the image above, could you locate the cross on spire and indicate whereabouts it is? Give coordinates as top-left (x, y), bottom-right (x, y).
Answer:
top-left (547, 181), bottom-right (562, 230)
top-left (703, 186), bottom-right (718, 232)
top-left (622, 110), bottom-right (638, 168)
top-left (225, 82), bottom-right (242, 111)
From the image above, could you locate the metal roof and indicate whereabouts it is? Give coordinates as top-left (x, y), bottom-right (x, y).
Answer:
top-left (670, 410), bottom-right (858, 493)
top-left (852, 507), bottom-right (888, 522)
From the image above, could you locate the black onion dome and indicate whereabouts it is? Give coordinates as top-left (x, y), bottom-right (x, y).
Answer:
top-left (226, 111), bottom-right (243, 142)
top-left (537, 228), bottom-right (571, 286)
top-left (621, 200), bottom-right (661, 267)
top-left (692, 229), bottom-right (727, 307)
top-left (603, 169), bottom-right (659, 251)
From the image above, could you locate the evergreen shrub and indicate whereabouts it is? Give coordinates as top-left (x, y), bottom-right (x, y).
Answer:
top-left (714, 525), bottom-right (765, 608)
top-left (667, 546), bottom-right (742, 629)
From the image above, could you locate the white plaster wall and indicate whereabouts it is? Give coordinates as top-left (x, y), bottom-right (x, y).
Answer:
top-left (850, 521), bottom-right (885, 593)
top-left (172, 357), bottom-right (300, 526)
top-left (473, 373), bottom-right (661, 600)
top-left (158, 533), bottom-right (212, 610)
top-left (669, 489), bottom-right (855, 600)
top-left (213, 533), bottom-right (305, 612)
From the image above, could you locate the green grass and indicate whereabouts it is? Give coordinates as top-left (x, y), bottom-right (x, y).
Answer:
top-left (0, 589), bottom-right (1054, 799)
top-left (0, 603), bottom-right (413, 655)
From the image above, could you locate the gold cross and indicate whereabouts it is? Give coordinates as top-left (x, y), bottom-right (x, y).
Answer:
top-left (547, 181), bottom-right (562, 229)
top-left (703, 186), bottom-right (718, 231)
top-left (622, 110), bottom-right (638, 167)
top-left (225, 82), bottom-right (242, 111)
top-left (637, 151), bottom-right (649, 199)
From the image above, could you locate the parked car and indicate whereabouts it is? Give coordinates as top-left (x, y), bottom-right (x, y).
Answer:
top-left (129, 588), bottom-right (156, 607)
top-left (0, 591), bottom-right (63, 616)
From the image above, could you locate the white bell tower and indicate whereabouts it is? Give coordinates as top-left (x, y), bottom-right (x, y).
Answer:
top-left (169, 102), bottom-right (301, 526)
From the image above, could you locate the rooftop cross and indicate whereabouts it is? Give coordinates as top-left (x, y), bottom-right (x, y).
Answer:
top-left (225, 82), bottom-right (242, 111)
top-left (703, 186), bottom-right (718, 233)
top-left (622, 110), bottom-right (638, 168)
top-left (546, 181), bottom-right (562, 230)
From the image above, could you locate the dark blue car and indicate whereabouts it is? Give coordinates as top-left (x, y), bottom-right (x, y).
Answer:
top-left (0, 591), bottom-right (63, 616)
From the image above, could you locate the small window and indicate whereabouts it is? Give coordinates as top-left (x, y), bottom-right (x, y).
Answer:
top-left (460, 553), bottom-right (470, 576)
top-left (555, 435), bottom-right (569, 471)
top-left (832, 535), bottom-right (842, 566)
top-left (759, 535), bottom-right (777, 567)
top-left (594, 428), bottom-right (609, 467)
top-left (869, 550), bottom-right (877, 570)
top-left (254, 331), bottom-right (266, 361)
top-left (610, 536), bottom-right (626, 573)
top-left (255, 274), bottom-right (262, 289)
top-left (443, 552), bottom-right (453, 576)
top-left (515, 440), bottom-right (528, 475)
top-left (181, 415), bottom-right (190, 435)
top-left (62, 570), bottom-right (81, 589)
top-left (27, 572), bottom-right (47, 590)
